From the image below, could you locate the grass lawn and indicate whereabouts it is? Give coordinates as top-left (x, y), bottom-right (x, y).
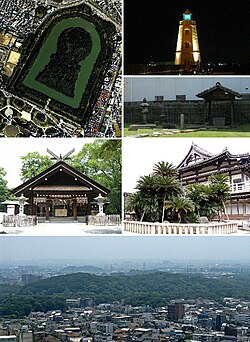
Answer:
top-left (124, 124), bottom-right (250, 137)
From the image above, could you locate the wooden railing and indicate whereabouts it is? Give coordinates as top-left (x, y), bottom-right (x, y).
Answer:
top-left (123, 221), bottom-right (238, 235)
top-left (87, 215), bottom-right (121, 226)
top-left (2, 215), bottom-right (37, 227)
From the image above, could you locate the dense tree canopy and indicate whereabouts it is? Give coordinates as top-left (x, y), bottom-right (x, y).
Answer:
top-left (70, 140), bottom-right (121, 214)
top-left (0, 167), bottom-right (15, 210)
top-left (20, 152), bottom-right (53, 182)
top-left (1, 271), bottom-right (250, 318)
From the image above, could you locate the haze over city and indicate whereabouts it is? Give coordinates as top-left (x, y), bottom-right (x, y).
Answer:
top-left (1, 236), bottom-right (250, 265)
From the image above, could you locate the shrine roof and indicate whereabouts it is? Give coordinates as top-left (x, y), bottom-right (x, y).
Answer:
top-left (34, 185), bottom-right (90, 191)
top-left (196, 82), bottom-right (242, 99)
top-left (12, 160), bottom-right (109, 196)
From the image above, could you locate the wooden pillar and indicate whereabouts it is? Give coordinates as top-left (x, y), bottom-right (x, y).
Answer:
top-left (45, 200), bottom-right (50, 221)
top-left (230, 100), bottom-right (234, 125)
top-left (32, 202), bottom-right (37, 216)
top-left (73, 199), bottom-right (77, 221)
top-left (30, 193), bottom-right (36, 216)
top-left (203, 100), bottom-right (207, 123)
top-left (87, 199), bottom-right (91, 216)
top-left (208, 100), bottom-right (211, 124)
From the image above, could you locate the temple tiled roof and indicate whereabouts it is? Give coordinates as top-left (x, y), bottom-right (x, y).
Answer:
top-left (178, 143), bottom-right (250, 171)
top-left (178, 142), bottom-right (215, 169)
top-left (196, 82), bottom-right (242, 98)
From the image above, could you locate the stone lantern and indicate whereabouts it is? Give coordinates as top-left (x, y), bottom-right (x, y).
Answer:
top-left (17, 194), bottom-right (29, 216)
top-left (140, 97), bottom-right (150, 123)
top-left (94, 193), bottom-right (106, 216)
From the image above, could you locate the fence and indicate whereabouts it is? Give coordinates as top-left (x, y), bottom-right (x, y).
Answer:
top-left (123, 221), bottom-right (238, 235)
top-left (87, 215), bottom-right (121, 226)
top-left (2, 215), bottom-right (37, 227)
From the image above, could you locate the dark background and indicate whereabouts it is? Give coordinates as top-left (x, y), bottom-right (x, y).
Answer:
top-left (124, 0), bottom-right (250, 65)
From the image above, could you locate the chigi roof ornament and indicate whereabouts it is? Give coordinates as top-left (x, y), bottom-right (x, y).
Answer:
top-left (46, 148), bottom-right (75, 162)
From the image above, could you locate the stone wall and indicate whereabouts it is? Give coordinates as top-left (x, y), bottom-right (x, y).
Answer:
top-left (124, 99), bottom-right (250, 125)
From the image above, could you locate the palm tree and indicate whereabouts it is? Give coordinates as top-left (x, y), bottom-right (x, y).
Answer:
top-left (155, 176), bottom-right (182, 222)
top-left (209, 174), bottom-right (230, 220)
top-left (165, 196), bottom-right (195, 223)
top-left (185, 183), bottom-right (209, 217)
top-left (152, 161), bottom-right (178, 178)
top-left (126, 192), bottom-right (144, 221)
top-left (135, 175), bottom-right (160, 222)
top-left (136, 174), bottom-right (157, 194)
top-left (126, 191), bottom-right (159, 222)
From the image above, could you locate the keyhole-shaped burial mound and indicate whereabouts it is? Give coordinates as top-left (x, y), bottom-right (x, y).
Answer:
top-left (23, 17), bottom-right (101, 108)
top-left (36, 27), bottom-right (92, 98)
top-left (8, 4), bottom-right (117, 125)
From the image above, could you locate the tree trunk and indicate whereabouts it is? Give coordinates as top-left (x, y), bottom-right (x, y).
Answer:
top-left (140, 211), bottom-right (145, 222)
top-left (222, 201), bottom-right (229, 220)
top-left (162, 194), bottom-right (166, 223)
top-left (178, 211), bottom-right (182, 223)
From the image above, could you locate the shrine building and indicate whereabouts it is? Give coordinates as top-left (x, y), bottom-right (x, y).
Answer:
top-left (12, 160), bottom-right (109, 222)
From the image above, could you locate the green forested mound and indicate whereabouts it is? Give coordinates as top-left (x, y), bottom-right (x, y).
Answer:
top-left (1, 271), bottom-right (250, 318)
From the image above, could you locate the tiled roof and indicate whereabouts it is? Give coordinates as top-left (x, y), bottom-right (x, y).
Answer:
top-left (196, 82), bottom-right (242, 98)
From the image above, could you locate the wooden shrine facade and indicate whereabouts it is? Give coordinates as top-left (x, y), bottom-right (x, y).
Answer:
top-left (12, 161), bottom-right (109, 221)
top-left (178, 143), bottom-right (250, 219)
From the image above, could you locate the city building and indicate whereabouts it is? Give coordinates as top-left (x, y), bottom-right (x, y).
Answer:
top-left (167, 302), bottom-right (185, 321)
top-left (66, 298), bottom-right (81, 308)
top-left (175, 9), bottom-right (201, 73)
top-left (178, 143), bottom-right (250, 219)
top-left (21, 274), bottom-right (41, 284)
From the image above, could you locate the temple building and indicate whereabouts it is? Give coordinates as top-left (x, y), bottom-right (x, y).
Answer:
top-left (175, 9), bottom-right (201, 73)
top-left (178, 143), bottom-right (250, 219)
top-left (12, 160), bottom-right (109, 222)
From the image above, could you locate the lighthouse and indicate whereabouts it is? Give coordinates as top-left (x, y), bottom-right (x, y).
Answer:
top-left (175, 9), bottom-right (201, 72)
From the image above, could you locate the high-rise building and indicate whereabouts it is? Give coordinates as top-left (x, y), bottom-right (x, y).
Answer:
top-left (167, 302), bottom-right (185, 321)
top-left (175, 9), bottom-right (201, 72)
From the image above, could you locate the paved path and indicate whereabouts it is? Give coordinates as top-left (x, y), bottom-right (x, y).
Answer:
top-left (0, 223), bottom-right (122, 235)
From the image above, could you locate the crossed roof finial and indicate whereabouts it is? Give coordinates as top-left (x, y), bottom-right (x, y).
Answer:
top-left (46, 148), bottom-right (75, 161)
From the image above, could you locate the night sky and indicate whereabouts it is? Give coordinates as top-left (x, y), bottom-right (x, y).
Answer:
top-left (124, 0), bottom-right (250, 65)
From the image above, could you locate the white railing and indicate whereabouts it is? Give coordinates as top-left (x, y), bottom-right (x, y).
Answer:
top-left (230, 181), bottom-right (250, 193)
top-left (123, 221), bottom-right (238, 235)
top-left (87, 215), bottom-right (121, 226)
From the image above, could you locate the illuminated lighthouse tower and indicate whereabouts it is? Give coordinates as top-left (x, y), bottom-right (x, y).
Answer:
top-left (175, 9), bottom-right (201, 73)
